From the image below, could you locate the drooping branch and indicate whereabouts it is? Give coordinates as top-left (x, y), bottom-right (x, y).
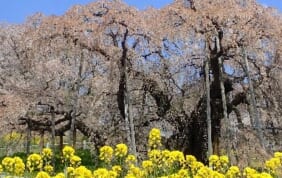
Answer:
top-left (75, 119), bottom-right (106, 149)
top-left (205, 60), bottom-right (213, 157)
top-left (242, 47), bottom-right (265, 149)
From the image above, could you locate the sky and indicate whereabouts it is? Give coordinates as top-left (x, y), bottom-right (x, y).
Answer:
top-left (0, 0), bottom-right (281, 24)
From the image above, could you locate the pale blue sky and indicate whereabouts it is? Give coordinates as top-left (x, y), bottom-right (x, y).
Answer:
top-left (0, 0), bottom-right (281, 24)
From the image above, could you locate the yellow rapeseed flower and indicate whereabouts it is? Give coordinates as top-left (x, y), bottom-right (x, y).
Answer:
top-left (13, 156), bottom-right (25, 176)
top-left (27, 153), bottom-right (43, 172)
top-left (43, 165), bottom-right (54, 174)
top-left (112, 165), bottom-right (122, 175)
top-left (2, 157), bottom-right (15, 173)
top-left (67, 166), bottom-right (75, 177)
top-left (186, 155), bottom-right (197, 163)
top-left (194, 166), bottom-right (212, 178)
top-left (115, 143), bottom-right (128, 157)
top-left (148, 128), bottom-right (162, 149)
top-left (243, 167), bottom-right (258, 177)
top-left (274, 151), bottom-right (282, 159)
top-left (148, 149), bottom-right (162, 165)
top-left (226, 166), bottom-right (240, 178)
top-left (108, 170), bottom-right (118, 178)
top-left (2, 156), bottom-right (25, 176)
top-left (93, 168), bottom-right (109, 178)
top-left (127, 165), bottom-right (145, 178)
top-left (142, 160), bottom-right (154, 174)
top-left (99, 145), bottom-right (114, 163)
top-left (209, 155), bottom-right (219, 168)
top-left (265, 157), bottom-right (281, 173)
top-left (191, 161), bottom-right (204, 175)
top-left (42, 148), bottom-right (53, 161)
top-left (125, 154), bottom-right (137, 167)
top-left (53, 172), bottom-right (65, 178)
top-left (212, 170), bottom-right (225, 178)
top-left (35, 171), bottom-right (50, 178)
top-left (177, 168), bottom-right (190, 177)
top-left (169, 150), bottom-right (185, 166)
top-left (74, 165), bottom-right (92, 178)
top-left (160, 149), bottom-right (172, 167)
top-left (260, 172), bottom-right (274, 178)
top-left (70, 155), bottom-right (81, 167)
top-left (62, 146), bottom-right (75, 160)
top-left (219, 155), bottom-right (229, 165)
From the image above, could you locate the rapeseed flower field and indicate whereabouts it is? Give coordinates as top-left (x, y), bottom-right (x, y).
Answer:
top-left (0, 128), bottom-right (281, 177)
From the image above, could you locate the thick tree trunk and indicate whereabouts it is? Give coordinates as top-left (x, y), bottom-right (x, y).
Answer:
top-left (205, 60), bottom-right (213, 157)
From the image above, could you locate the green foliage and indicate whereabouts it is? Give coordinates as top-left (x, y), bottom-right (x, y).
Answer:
top-left (53, 148), bottom-right (98, 172)
top-left (53, 150), bottom-right (64, 172)
top-left (11, 152), bottom-right (28, 163)
top-left (76, 148), bottom-right (98, 169)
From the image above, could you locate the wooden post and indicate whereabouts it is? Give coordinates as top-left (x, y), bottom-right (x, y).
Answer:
top-left (51, 106), bottom-right (55, 151)
top-left (26, 121), bottom-right (31, 154)
top-left (51, 106), bottom-right (56, 167)
top-left (39, 131), bottom-right (44, 150)
top-left (59, 134), bottom-right (64, 152)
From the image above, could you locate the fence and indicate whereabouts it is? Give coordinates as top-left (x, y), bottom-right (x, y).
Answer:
top-left (0, 141), bottom-right (94, 157)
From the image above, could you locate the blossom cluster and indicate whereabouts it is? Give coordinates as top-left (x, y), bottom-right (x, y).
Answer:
top-left (115, 143), bottom-right (128, 158)
top-left (148, 128), bottom-right (162, 149)
top-left (99, 145), bottom-right (114, 163)
top-left (62, 145), bottom-right (75, 160)
top-left (27, 153), bottom-right (43, 172)
top-left (42, 148), bottom-right (53, 163)
top-left (1, 156), bottom-right (25, 176)
top-left (62, 145), bottom-right (81, 168)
